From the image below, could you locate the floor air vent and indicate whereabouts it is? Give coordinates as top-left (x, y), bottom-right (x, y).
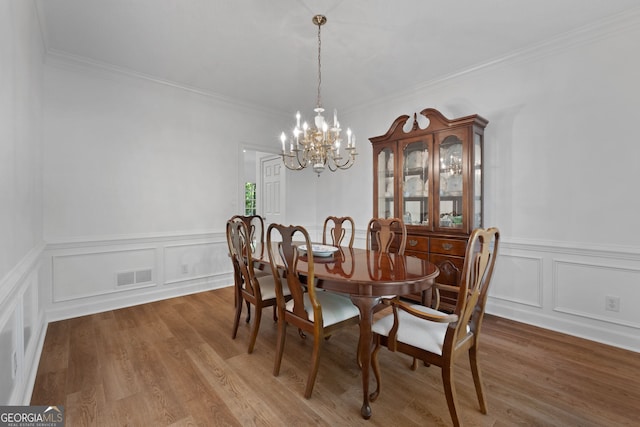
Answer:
top-left (117, 269), bottom-right (153, 286)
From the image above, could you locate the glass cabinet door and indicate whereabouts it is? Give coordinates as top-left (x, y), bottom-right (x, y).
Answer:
top-left (401, 140), bottom-right (429, 225)
top-left (376, 147), bottom-right (394, 219)
top-left (438, 135), bottom-right (464, 228)
top-left (473, 132), bottom-right (483, 228)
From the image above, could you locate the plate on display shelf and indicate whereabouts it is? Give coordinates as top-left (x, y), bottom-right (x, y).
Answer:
top-left (299, 244), bottom-right (339, 257)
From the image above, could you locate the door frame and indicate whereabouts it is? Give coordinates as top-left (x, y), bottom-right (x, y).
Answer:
top-left (237, 144), bottom-right (284, 224)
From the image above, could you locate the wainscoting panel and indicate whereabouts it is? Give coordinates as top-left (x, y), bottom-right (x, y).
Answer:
top-left (554, 259), bottom-right (640, 328)
top-left (0, 306), bottom-right (17, 404)
top-left (490, 254), bottom-right (543, 308)
top-left (487, 239), bottom-right (640, 352)
top-left (164, 241), bottom-right (229, 285)
top-left (44, 232), bottom-right (233, 323)
top-left (0, 243), bottom-right (47, 405)
top-left (52, 247), bottom-right (157, 302)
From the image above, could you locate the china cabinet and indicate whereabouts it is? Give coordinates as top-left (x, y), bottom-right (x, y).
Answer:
top-left (369, 108), bottom-right (488, 309)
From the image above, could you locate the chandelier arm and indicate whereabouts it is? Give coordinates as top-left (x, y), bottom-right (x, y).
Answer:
top-left (281, 158), bottom-right (303, 171)
top-left (338, 156), bottom-right (357, 170)
top-left (293, 148), bottom-right (307, 169)
top-left (326, 150), bottom-right (357, 172)
top-left (281, 150), bottom-right (305, 171)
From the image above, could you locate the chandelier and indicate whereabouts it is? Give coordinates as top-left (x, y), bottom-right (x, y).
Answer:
top-left (279, 15), bottom-right (357, 176)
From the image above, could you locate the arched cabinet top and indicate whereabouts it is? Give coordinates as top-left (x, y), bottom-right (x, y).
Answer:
top-left (369, 108), bottom-right (488, 144)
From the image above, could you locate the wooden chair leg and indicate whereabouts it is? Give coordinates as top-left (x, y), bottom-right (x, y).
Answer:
top-left (304, 333), bottom-right (322, 399)
top-left (469, 347), bottom-right (488, 414)
top-left (370, 338), bottom-right (382, 401)
top-left (247, 304), bottom-right (262, 354)
top-left (273, 314), bottom-right (286, 377)
top-left (442, 365), bottom-right (461, 427)
top-left (411, 357), bottom-right (419, 370)
top-left (232, 296), bottom-right (243, 339)
top-left (410, 357), bottom-right (430, 369)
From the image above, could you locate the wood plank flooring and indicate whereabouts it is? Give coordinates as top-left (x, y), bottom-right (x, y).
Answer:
top-left (31, 286), bottom-right (640, 426)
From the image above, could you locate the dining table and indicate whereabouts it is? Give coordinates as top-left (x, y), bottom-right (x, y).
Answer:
top-left (255, 243), bottom-right (439, 419)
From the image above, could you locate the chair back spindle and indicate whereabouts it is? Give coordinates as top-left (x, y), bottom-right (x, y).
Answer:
top-left (366, 217), bottom-right (407, 255)
top-left (322, 216), bottom-right (355, 248)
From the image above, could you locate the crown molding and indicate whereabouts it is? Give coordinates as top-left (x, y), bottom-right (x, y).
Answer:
top-left (44, 48), bottom-right (289, 119)
top-left (501, 237), bottom-right (640, 261)
top-left (351, 6), bottom-right (640, 113)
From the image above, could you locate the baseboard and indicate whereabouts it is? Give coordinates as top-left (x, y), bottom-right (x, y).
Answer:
top-left (486, 299), bottom-right (640, 353)
top-left (46, 276), bottom-right (232, 323)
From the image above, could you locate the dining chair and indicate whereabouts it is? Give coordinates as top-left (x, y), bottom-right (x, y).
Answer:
top-left (230, 214), bottom-right (269, 277)
top-left (267, 223), bottom-right (360, 398)
top-left (229, 214), bottom-right (271, 322)
top-left (366, 217), bottom-right (407, 255)
top-left (226, 218), bottom-right (291, 354)
top-left (370, 227), bottom-right (500, 427)
top-left (322, 215), bottom-right (355, 248)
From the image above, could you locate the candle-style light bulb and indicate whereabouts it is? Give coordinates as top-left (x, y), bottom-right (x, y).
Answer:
top-left (296, 111), bottom-right (301, 128)
top-left (293, 127), bottom-right (300, 148)
top-left (280, 132), bottom-right (286, 152)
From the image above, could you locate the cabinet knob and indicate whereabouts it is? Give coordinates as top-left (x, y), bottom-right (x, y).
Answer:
top-left (442, 243), bottom-right (453, 250)
top-left (409, 240), bottom-right (418, 247)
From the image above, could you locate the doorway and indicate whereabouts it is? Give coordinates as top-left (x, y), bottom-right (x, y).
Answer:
top-left (240, 148), bottom-right (285, 228)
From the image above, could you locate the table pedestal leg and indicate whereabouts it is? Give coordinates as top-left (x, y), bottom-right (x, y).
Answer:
top-left (350, 295), bottom-right (377, 420)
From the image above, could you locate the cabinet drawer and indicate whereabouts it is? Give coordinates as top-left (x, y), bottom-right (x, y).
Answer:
top-left (406, 235), bottom-right (429, 252)
top-left (430, 238), bottom-right (466, 256)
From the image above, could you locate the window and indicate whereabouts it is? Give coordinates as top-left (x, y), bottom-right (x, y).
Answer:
top-left (245, 182), bottom-right (256, 215)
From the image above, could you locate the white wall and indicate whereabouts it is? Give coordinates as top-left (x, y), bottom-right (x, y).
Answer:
top-left (41, 53), bottom-right (312, 320)
top-left (318, 13), bottom-right (640, 351)
top-left (43, 59), bottom-right (285, 240)
top-left (0, 0), bottom-right (47, 405)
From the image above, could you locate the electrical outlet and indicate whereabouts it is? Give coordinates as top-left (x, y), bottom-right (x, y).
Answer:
top-left (605, 295), bottom-right (620, 312)
top-left (181, 264), bottom-right (188, 274)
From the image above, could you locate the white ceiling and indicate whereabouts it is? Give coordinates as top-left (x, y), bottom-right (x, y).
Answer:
top-left (37, 0), bottom-right (640, 114)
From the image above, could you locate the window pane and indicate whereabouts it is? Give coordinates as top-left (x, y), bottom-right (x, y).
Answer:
top-left (245, 182), bottom-right (256, 215)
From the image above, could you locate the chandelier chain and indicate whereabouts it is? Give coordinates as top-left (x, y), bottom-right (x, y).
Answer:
top-left (316, 20), bottom-right (322, 109)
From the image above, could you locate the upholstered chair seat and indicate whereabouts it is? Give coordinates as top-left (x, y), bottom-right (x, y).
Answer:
top-left (285, 290), bottom-right (360, 326)
top-left (372, 303), bottom-right (469, 356)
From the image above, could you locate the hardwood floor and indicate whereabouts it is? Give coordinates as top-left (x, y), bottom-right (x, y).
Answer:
top-left (31, 286), bottom-right (640, 426)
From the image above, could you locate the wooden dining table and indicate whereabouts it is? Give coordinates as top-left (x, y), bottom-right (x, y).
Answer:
top-left (254, 243), bottom-right (439, 419)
